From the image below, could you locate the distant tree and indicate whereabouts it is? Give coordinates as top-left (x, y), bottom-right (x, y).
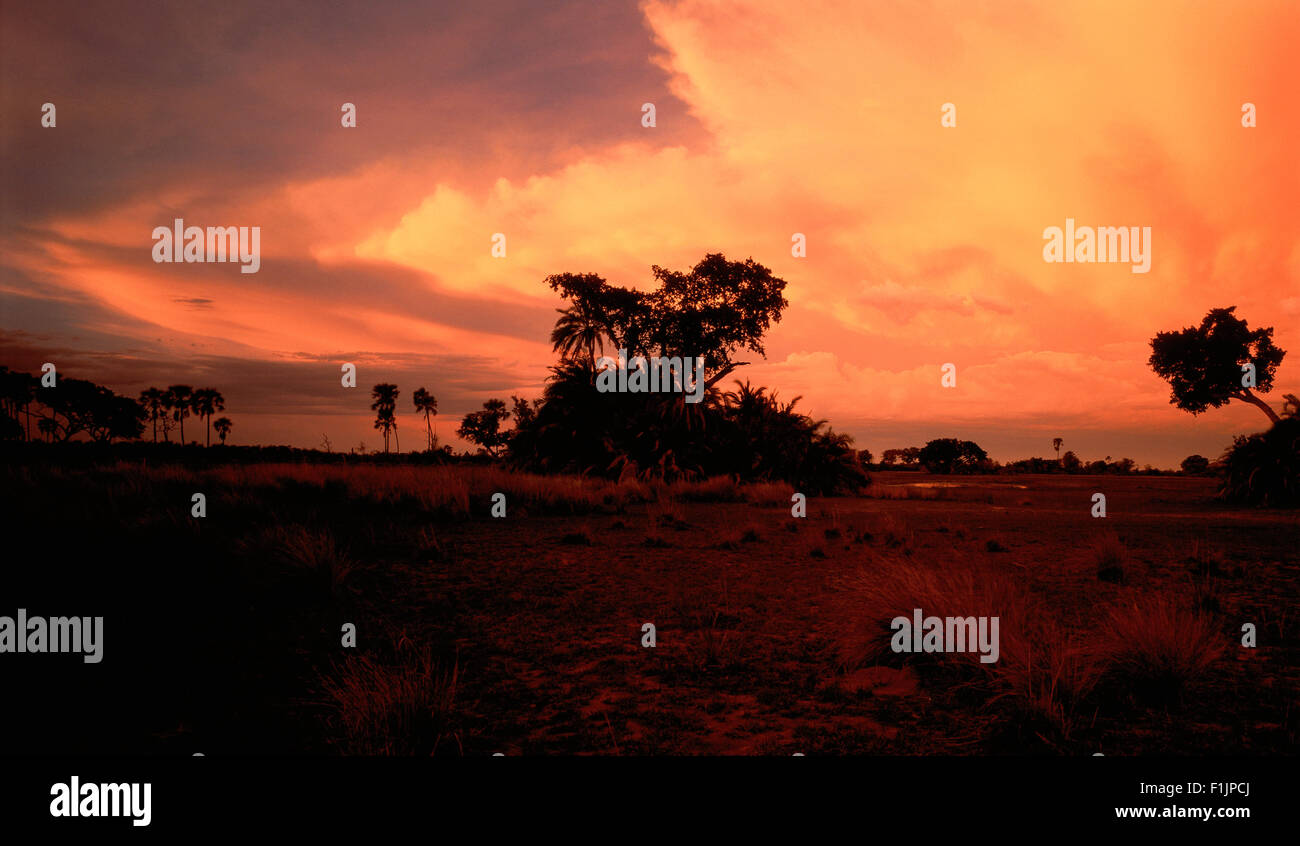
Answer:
top-left (36, 377), bottom-right (142, 442)
top-left (413, 387), bottom-right (439, 451)
top-left (1061, 450), bottom-right (1082, 472)
top-left (138, 388), bottom-right (167, 442)
top-left (1112, 457), bottom-right (1136, 474)
top-left (37, 417), bottom-right (58, 442)
top-left (1180, 454), bottom-right (1210, 475)
top-left (87, 394), bottom-right (145, 442)
top-left (191, 388), bottom-right (225, 446)
top-left (0, 367), bottom-right (36, 441)
top-left (1053, 437), bottom-right (1063, 462)
top-left (157, 389), bottom-right (177, 442)
top-left (371, 383), bottom-right (400, 453)
top-left (1149, 307), bottom-right (1285, 424)
top-left (214, 417), bottom-right (233, 445)
top-left (919, 438), bottom-right (989, 474)
top-left (858, 449), bottom-right (873, 467)
top-left (167, 385), bottom-right (194, 443)
top-left (458, 398), bottom-right (511, 457)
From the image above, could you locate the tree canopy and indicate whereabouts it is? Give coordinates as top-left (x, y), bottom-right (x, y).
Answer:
top-left (1149, 307), bottom-right (1286, 424)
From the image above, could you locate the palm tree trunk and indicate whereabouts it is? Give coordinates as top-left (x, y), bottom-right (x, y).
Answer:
top-left (206, 415), bottom-right (211, 447)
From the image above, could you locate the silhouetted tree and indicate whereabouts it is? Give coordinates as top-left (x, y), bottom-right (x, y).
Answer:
top-left (1149, 307), bottom-right (1285, 424)
top-left (1180, 454), bottom-right (1210, 475)
top-left (37, 417), bottom-right (57, 442)
top-left (167, 385), bottom-right (193, 443)
top-left (550, 299), bottom-right (615, 364)
top-left (139, 388), bottom-right (166, 442)
top-left (546, 253), bottom-right (789, 391)
top-left (213, 417), bottom-right (233, 445)
top-left (919, 438), bottom-right (989, 474)
top-left (413, 387), bottom-right (439, 451)
top-left (458, 398), bottom-right (511, 457)
top-left (0, 367), bottom-right (36, 441)
top-left (1053, 437), bottom-right (1063, 462)
top-left (371, 383), bottom-right (400, 453)
top-left (35, 377), bottom-right (142, 442)
top-left (191, 388), bottom-right (225, 446)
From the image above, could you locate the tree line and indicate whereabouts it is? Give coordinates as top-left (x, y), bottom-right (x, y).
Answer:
top-left (0, 367), bottom-right (232, 446)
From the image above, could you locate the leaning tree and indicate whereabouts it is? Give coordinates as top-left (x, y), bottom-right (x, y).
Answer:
top-left (1149, 307), bottom-right (1286, 424)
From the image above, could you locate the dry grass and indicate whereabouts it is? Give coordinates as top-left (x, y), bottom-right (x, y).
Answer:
top-left (1089, 530), bottom-right (1128, 583)
top-left (1104, 597), bottom-right (1225, 704)
top-left (836, 550), bottom-right (1101, 744)
top-left (319, 643), bottom-right (461, 755)
top-left (94, 462), bottom-right (797, 519)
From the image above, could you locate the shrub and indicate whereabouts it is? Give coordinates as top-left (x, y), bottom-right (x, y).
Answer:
top-left (1218, 417), bottom-right (1300, 506)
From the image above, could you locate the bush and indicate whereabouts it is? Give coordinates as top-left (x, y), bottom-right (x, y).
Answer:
top-left (1218, 417), bottom-right (1300, 506)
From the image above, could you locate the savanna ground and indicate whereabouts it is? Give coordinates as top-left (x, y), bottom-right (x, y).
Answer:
top-left (3, 458), bottom-right (1297, 756)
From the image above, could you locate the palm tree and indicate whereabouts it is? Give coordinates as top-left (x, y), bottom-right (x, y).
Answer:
top-left (371, 383), bottom-right (400, 453)
top-left (191, 388), bottom-right (226, 446)
top-left (139, 388), bottom-right (166, 442)
top-left (413, 388), bottom-right (438, 451)
top-left (167, 385), bottom-right (193, 443)
top-left (213, 417), bottom-right (233, 445)
top-left (37, 417), bottom-right (58, 442)
top-left (1052, 437), bottom-right (1063, 463)
top-left (550, 301), bottom-right (614, 364)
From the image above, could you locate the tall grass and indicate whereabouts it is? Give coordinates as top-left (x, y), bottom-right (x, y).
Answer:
top-left (1104, 598), bottom-right (1224, 704)
top-left (835, 550), bottom-right (1225, 744)
top-left (319, 644), bottom-right (461, 756)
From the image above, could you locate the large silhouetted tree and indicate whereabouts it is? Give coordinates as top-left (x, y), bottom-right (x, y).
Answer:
top-left (546, 253), bottom-right (789, 389)
top-left (1149, 307), bottom-right (1285, 424)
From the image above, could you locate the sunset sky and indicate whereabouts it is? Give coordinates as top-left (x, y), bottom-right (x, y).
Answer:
top-left (2, 0), bottom-right (1297, 465)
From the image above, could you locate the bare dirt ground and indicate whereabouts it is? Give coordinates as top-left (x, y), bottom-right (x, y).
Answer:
top-left (5, 463), bottom-right (1297, 755)
top-left (361, 472), bottom-right (1300, 755)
